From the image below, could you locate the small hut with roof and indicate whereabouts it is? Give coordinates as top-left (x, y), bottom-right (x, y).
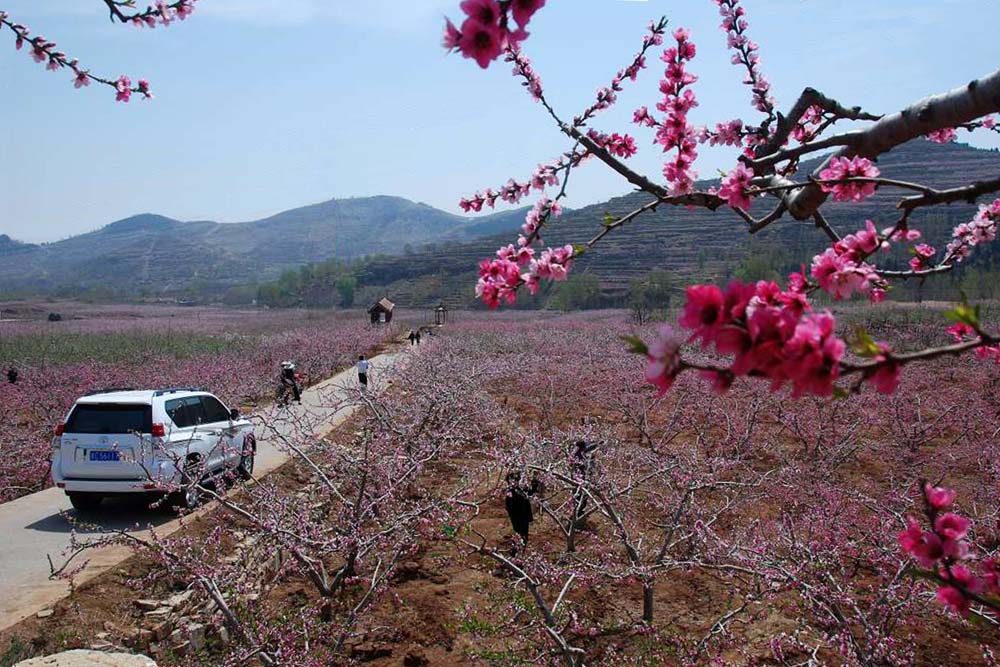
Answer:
top-left (368, 297), bottom-right (395, 325)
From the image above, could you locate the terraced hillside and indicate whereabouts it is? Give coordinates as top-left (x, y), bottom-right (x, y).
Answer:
top-left (349, 140), bottom-right (1000, 306)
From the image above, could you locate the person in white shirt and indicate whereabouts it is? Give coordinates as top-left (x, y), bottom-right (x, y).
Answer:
top-left (357, 355), bottom-right (370, 388)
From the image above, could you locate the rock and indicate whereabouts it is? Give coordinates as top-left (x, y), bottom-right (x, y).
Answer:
top-left (36, 609), bottom-right (54, 619)
top-left (133, 600), bottom-right (161, 612)
top-left (429, 574), bottom-right (449, 585)
top-left (137, 630), bottom-right (154, 649)
top-left (166, 591), bottom-right (194, 610)
top-left (185, 623), bottom-right (206, 652)
top-left (149, 621), bottom-right (172, 642)
top-left (14, 651), bottom-right (157, 667)
top-left (350, 642), bottom-right (392, 661)
top-left (403, 650), bottom-right (429, 667)
top-left (142, 608), bottom-right (171, 619)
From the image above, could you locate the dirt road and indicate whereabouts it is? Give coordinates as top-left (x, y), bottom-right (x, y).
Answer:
top-left (0, 351), bottom-right (403, 631)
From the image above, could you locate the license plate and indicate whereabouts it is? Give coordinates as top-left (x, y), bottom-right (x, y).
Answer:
top-left (89, 450), bottom-right (120, 462)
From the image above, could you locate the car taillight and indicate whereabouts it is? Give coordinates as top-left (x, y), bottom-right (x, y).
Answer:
top-left (151, 423), bottom-right (166, 437)
top-left (55, 423), bottom-right (65, 436)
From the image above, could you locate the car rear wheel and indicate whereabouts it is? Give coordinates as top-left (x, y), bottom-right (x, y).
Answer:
top-left (68, 492), bottom-right (103, 511)
top-left (170, 461), bottom-right (203, 511)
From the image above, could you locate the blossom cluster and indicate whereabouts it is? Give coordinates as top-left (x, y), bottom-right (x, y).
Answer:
top-left (443, 0), bottom-right (545, 69)
top-left (702, 118), bottom-right (745, 147)
top-left (459, 150), bottom-right (585, 212)
top-left (0, 11), bottom-right (152, 101)
top-left (646, 275), bottom-right (917, 397)
top-left (586, 129), bottom-right (638, 159)
top-left (948, 323), bottom-right (1000, 365)
top-left (899, 484), bottom-right (1000, 616)
top-left (817, 155), bottom-right (880, 202)
top-left (909, 243), bottom-right (937, 271)
top-left (810, 220), bottom-right (888, 301)
top-left (924, 115), bottom-right (998, 143)
top-left (656, 28), bottom-right (700, 195)
top-left (505, 47), bottom-right (544, 101)
top-left (791, 105), bottom-right (826, 143)
top-left (925, 127), bottom-right (958, 144)
top-left (945, 198), bottom-right (999, 264)
top-left (680, 280), bottom-right (851, 397)
top-left (125, 0), bottom-right (197, 28)
top-left (717, 162), bottom-right (755, 210)
top-left (475, 198), bottom-right (572, 307)
top-left (713, 0), bottom-right (775, 117)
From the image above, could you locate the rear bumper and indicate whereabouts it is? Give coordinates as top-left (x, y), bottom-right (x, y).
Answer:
top-left (51, 458), bottom-right (179, 494)
top-left (56, 479), bottom-right (160, 494)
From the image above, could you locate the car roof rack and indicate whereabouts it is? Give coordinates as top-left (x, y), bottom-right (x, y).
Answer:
top-left (84, 387), bottom-right (137, 396)
top-left (154, 387), bottom-right (203, 396)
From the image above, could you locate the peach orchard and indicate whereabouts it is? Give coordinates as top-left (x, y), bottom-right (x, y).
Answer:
top-left (2, 0), bottom-right (1000, 664)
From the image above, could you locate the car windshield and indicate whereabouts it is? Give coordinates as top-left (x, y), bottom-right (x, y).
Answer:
top-left (65, 404), bottom-right (152, 434)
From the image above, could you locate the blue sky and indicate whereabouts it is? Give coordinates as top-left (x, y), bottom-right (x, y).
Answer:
top-left (1, 0), bottom-right (997, 242)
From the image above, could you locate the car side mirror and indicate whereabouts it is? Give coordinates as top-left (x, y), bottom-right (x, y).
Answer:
top-left (229, 408), bottom-right (240, 420)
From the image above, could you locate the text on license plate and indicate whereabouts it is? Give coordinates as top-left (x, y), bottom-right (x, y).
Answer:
top-left (89, 450), bottom-right (120, 462)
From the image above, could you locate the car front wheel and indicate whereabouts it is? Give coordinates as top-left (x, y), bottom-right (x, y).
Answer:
top-left (68, 492), bottom-right (103, 511)
top-left (237, 434), bottom-right (256, 480)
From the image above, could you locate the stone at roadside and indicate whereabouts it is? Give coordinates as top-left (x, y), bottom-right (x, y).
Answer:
top-left (350, 642), bottom-right (391, 660)
top-left (166, 591), bottom-right (194, 610)
top-left (403, 650), bottom-right (429, 667)
top-left (133, 600), bottom-right (160, 612)
top-left (185, 623), bottom-right (206, 652)
top-left (136, 630), bottom-right (154, 650)
top-left (35, 609), bottom-right (54, 619)
top-left (142, 608), bottom-right (171, 619)
top-left (14, 651), bottom-right (157, 667)
top-left (149, 621), bottom-right (171, 642)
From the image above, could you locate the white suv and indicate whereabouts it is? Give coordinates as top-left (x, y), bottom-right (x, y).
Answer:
top-left (50, 388), bottom-right (256, 511)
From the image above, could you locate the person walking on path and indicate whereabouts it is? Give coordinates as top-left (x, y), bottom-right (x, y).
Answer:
top-left (408, 330), bottom-right (416, 345)
top-left (357, 354), bottom-right (370, 389)
top-left (415, 330), bottom-right (422, 345)
top-left (6, 367), bottom-right (17, 384)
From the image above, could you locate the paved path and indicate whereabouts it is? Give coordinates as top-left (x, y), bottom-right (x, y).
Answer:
top-left (0, 351), bottom-right (403, 631)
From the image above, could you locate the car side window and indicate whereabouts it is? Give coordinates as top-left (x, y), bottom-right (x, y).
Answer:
top-left (200, 396), bottom-right (231, 424)
top-left (165, 398), bottom-right (188, 428)
top-left (165, 397), bottom-right (205, 428)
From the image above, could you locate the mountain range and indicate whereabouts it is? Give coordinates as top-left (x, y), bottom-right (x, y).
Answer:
top-left (0, 196), bottom-right (527, 297)
top-left (2, 140), bottom-right (998, 305)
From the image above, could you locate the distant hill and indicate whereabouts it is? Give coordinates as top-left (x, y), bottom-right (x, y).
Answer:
top-left (0, 234), bottom-right (36, 257)
top-left (0, 197), bottom-right (528, 298)
top-left (333, 140), bottom-right (1000, 308)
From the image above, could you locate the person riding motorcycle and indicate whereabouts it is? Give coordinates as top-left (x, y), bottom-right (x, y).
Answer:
top-left (279, 361), bottom-right (302, 405)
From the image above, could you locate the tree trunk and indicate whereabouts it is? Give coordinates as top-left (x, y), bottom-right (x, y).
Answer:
top-left (642, 582), bottom-right (654, 623)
